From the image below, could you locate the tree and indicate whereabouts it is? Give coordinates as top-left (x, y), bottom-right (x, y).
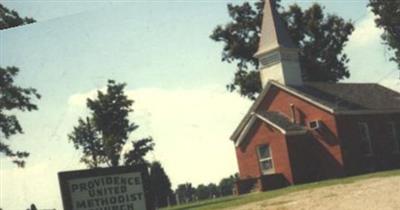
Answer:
top-left (68, 117), bottom-right (105, 168)
top-left (68, 80), bottom-right (154, 168)
top-left (0, 6), bottom-right (38, 168)
top-left (175, 183), bottom-right (195, 204)
top-left (369, 0), bottom-right (400, 72)
top-left (210, 0), bottom-right (354, 99)
top-left (124, 138), bottom-right (154, 166)
top-left (29, 204), bottom-right (37, 210)
top-left (0, 3), bottom-right (35, 30)
top-left (150, 161), bottom-right (172, 208)
top-left (194, 183), bottom-right (220, 201)
top-left (0, 66), bottom-right (40, 167)
top-left (207, 183), bottom-right (220, 198)
top-left (218, 173), bottom-right (238, 196)
top-left (195, 184), bottom-right (210, 201)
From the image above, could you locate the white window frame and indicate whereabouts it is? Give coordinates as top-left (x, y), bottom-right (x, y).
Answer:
top-left (358, 122), bottom-right (373, 156)
top-left (257, 144), bottom-right (275, 175)
top-left (388, 122), bottom-right (400, 153)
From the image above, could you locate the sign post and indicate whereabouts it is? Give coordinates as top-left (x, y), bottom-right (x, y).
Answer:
top-left (58, 165), bottom-right (154, 210)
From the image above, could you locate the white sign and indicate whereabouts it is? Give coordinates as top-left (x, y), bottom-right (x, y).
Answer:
top-left (67, 172), bottom-right (146, 210)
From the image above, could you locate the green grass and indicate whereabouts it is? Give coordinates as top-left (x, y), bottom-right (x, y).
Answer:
top-left (163, 169), bottom-right (400, 210)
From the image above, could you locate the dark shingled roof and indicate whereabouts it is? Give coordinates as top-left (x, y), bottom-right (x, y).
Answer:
top-left (290, 82), bottom-right (400, 111)
top-left (231, 81), bottom-right (400, 143)
top-left (233, 111), bottom-right (307, 146)
top-left (256, 111), bottom-right (306, 133)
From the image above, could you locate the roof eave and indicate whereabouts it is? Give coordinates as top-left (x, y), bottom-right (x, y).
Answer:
top-left (234, 114), bottom-right (258, 147)
top-left (230, 82), bottom-right (275, 141)
top-left (336, 109), bottom-right (400, 115)
top-left (286, 130), bottom-right (308, 136)
top-left (233, 112), bottom-right (307, 147)
top-left (254, 113), bottom-right (287, 134)
top-left (230, 80), bottom-right (334, 143)
top-left (271, 81), bottom-right (335, 114)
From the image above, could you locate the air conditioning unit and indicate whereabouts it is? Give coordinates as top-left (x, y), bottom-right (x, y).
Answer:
top-left (309, 120), bottom-right (322, 130)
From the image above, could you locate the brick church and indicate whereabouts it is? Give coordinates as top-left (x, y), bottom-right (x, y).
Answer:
top-left (231, 0), bottom-right (400, 194)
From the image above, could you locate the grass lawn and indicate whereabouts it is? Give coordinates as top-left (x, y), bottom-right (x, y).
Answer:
top-left (162, 169), bottom-right (400, 210)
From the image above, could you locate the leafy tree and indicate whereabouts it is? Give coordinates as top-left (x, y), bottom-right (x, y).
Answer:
top-left (194, 183), bottom-right (220, 201)
top-left (68, 117), bottom-right (105, 168)
top-left (369, 0), bottom-right (400, 71)
top-left (0, 6), bottom-right (38, 168)
top-left (0, 66), bottom-right (40, 167)
top-left (29, 204), bottom-right (37, 210)
top-left (210, 0), bottom-right (354, 99)
top-left (68, 80), bottom-right (154, 168)
top-left (218, 173), bottom-right (239, 196)
top-left (124, 137), bottom-right (154, 166)
top-left (175, 183), bottom-right (195, 204)
top-left (0, 3), bottom-right (35, 30)
top-left (207, 183), bottom-right (220, 198)
top-left (150, 161), bottom-right (172, 208)
top-left (195, 184), bottom-right (210, 201)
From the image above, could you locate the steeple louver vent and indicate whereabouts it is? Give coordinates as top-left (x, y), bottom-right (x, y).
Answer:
top-left (260, 51), bottom-right (280, 67)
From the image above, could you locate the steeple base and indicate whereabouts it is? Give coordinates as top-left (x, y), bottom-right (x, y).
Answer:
top-left (257, 48), bottom-right (303, 88)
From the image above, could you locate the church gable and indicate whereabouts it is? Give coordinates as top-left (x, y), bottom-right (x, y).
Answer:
top-left (235, 119), bottom-right (293, 181)
top-left (237, 119), bottom-right (282, 150)
top-left (231, 80), bottom-right (400, 145)
top-left (258, 83), bottom-right (337, 127)
top-left (231, 81), bottom-right (332, 144)
top-left (234, 110), bottom-right (307, 147)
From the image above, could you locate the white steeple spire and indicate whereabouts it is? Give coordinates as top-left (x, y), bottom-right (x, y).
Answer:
top-left (255, 0), bottom-right (303, 87)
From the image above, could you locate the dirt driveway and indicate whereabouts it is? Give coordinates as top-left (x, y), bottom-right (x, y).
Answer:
top-left (229, 176), bottom-right (400, 210)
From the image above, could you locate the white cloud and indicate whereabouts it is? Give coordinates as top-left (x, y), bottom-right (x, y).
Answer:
top-left (68, 85), bottom-right (252, 187)
top-left (2, 85), bottom-right (252, 210)
top-left (348, 10), bottom-right (383, 47)
top-left (345, 8), bottom-right (398, 84)
top-left (0, 152), bottom-right (85, 210)
top-left (67, 88), bottom-right (104, 107)
top-left (380, 77), bottom-right (400, 92)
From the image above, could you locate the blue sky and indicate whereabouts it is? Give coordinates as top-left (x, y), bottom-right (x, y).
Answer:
top-left (1, 0), bottom-right (399, 209)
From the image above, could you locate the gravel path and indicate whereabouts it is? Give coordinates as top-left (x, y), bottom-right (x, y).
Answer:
top-left (229, 176), bottom-right (400, 210)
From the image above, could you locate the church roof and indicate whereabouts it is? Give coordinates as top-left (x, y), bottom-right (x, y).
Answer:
top-left (254, 0), bottom-right (296, 57)
top-left (234, 111), bottom-right (307, 147)
top-left (231, 80), bottom-right (400, 143)
top-left (257, 111), bottom-right (306, 132)
top-left (290, 82), bottom-right (400, 112)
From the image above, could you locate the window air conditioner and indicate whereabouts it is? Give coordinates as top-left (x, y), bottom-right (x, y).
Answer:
top-left (309, 120), bottom-right (322, 130)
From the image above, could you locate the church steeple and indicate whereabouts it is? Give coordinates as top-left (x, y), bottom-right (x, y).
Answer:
top-left (255, 0), bottom-right (303, 87)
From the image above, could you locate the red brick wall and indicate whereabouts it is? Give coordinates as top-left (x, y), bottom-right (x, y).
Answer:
top-left (286, 133), bottom-right (345, 183)
top-left (235, 120), bottom-right (294, 184)
top-left (235, 84), bottom-right (400, 188)
top-left (260, 87), bottom-right (345, 177)
top-left (336, 114), bottom-right (400, 175)
top-left (235, 86), bottom-right (347, 185)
